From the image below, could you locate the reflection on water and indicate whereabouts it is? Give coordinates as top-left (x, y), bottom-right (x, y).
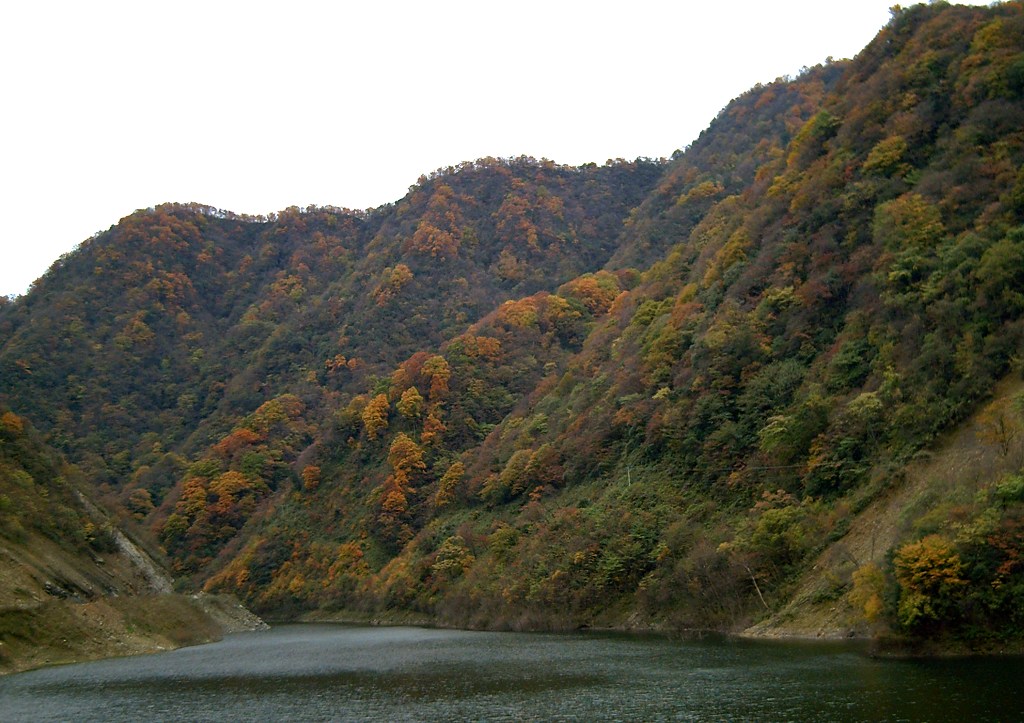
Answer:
top-left (1, 624), bottom-right (1022, 721)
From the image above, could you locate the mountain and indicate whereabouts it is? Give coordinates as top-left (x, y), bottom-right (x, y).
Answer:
top-left (2, 1), bottom-right (1023, 652)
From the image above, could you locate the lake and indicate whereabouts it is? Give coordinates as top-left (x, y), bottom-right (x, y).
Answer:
top-left (1, 624), bottom-right (1021, 721)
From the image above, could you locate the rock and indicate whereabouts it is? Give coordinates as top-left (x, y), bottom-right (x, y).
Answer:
top-left (43, 582), bottom-right (70, 599)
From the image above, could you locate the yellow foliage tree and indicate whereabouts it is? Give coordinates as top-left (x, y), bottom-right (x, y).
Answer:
top-left (361, 394), bottom-right (390, 440)
top-left (371, 264), bottom-right (414, 306)
top-left (850, 563), bottom-right (887, 623)
top-left (396, 386), bottom-right (424, 419)
top-left (176, 477), bottom-right (210, 517)
top-left (388, 432), bottom-right (426, 488)
top-left (893, 535), bottom-right (966, 629)
top-left (435, 461), bottom-right (464, 508)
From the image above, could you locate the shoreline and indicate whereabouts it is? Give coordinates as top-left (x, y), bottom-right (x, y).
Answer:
top-left (290, 607), bottom-right (1024, 660)
top-left (0, 592), bottom-right (265, 677)
top-left (9, 601), bottom-right (1024, 676)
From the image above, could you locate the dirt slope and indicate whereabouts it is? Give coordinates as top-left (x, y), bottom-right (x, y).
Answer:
top-left (745, 378), bottom-right (1024, 640)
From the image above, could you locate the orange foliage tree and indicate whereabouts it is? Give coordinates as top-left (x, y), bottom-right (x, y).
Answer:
top-left (376, 433), bottom-right (427, 546)
top-left (422, 355), bottom-right (451, 402)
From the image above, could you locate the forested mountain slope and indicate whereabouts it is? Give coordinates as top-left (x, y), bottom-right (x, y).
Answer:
top-left (0, 159), bottom-right (661, 495)
top-left (2, 1), bottom-right (1023, 649)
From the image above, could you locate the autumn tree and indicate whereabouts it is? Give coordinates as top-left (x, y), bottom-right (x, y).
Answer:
top-left (407, 183), bottom-right (464, 259)
top-left (371, 264), bottom-right (414, 306)
top-left (302, 465), bottom-right (322, 492)
top-left (396, 387), bottom-right (424, 419)
top-left (362, 394), bottom-right (390, 440)
top-left (375, 433), bottom-right (427, 546)
top-left (422, 355), bottom-right (451, 402)
top-left (125, 488), bottom-right (154, 519)
top-left (893, 535), bottom-right (966, 630)
top-left (435, 461), bottom-right (464, 508)
top-left (387, 432), bottom-right (426, 487)
top-left (421, 409), bottom-right (447, 446)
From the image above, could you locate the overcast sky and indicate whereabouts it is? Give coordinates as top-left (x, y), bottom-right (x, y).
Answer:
top-left (0, 1), bottom-right (991, 297)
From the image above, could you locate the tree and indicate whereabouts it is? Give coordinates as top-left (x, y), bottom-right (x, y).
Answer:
top-left (435, 461), bottom-right (464, 508)
top-left (387, 433), bottom-right (426, 488)
top-left (0, 411), bottom-right (24, 435)
top-left (421, 409), bottom-right (447, 446)
top-left (430, 535), bottom-right (474, 579)
top-left (873, 193), bottom-right (945, 251)
top-left (977, 398), bottom-right (1020, 458)
top-left (302, 465), bottom-right (321, 492)
top-left (374, 433), bottom-right (428, 546)
top-left (212, 427), bottom-right (263, 460)
top-left (850, 563), bottom-right (887, 623)
top-left (371, 264), bottom-right (414, 306)
top-left (974, 228), bottom-right (1024, 320)
top-left (362, 394), bottom-right (390, 440)
top-left (410, 222), bottom-right (459, 259)
top-left (396, 387), bottom-right (424, 419)
top-left (422, 355), bottom-right (451, 402)
top-left (126, 488), bottom-right (154, 519)
top-left (893, 535), bottom-right (966, 630)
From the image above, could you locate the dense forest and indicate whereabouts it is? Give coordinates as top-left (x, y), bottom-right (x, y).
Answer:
top-left (3, 2), bottom-right (1024, 650)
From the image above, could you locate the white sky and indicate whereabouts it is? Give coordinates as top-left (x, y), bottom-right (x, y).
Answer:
top-left (0, 1), bottom-right (991, 297)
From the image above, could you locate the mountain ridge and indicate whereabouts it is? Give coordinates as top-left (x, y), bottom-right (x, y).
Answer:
top-left (2, 1), bottom-right (1024, 656)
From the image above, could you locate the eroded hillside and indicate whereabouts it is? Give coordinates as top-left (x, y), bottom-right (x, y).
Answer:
top-left (0, 410), bottom-right (262, 674)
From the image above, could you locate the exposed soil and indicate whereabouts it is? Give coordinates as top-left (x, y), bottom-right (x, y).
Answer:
top-left (0, 521), bottom-right (264, 675)
top-left (744, 378), bottom-right (1024, 641)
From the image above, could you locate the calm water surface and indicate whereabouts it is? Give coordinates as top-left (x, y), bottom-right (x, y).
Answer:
top-left (1, 624), bottom-right (1021, 721)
